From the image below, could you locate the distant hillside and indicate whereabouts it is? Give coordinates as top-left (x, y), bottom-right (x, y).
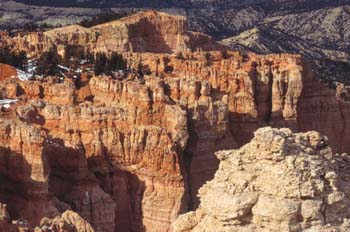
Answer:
top-left (1, 0), bottom-right (350, 83)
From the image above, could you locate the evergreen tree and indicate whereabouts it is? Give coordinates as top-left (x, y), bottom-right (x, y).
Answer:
top-left (176, 52), bottom-right (184, 60)
top-left (109, 52), bottom-right (127, 71)
top-left (86, 51), bottom-right (95, 64)
top-left (94, 52), bottom-right (107, 75)
top-left (220, 50), bottom-right (229, 60)
top-left (94, 52), bottom-right (127, 76)
top-left (204, 52), bottom-right (212, 66)
top-left (162, 56), bottom-right (173, 73)
top-left (137, 61), bottom-right (144, 78)
top-left (36, 48), bottom-right (60, 76)
top-left (0, 48), bottom-right (27, 71)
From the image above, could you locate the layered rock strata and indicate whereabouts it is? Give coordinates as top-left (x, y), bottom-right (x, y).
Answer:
top-left (1, 48), bottom-right (350, 231)
top-left (93, 10), bottom-right (223, 53)
top-left (1, 15), bottom-right (350, 231)
top-left (13, 11), bottom-right (224, 58)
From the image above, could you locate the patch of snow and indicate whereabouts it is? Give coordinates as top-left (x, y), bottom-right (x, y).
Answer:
top-left (16, 69), bottom-right (32, 81)
top-left (79, 59), bottom-right (88, 65)
top-left (58, 65), bottom-right (70, 72)
top-left (0, 99), bottom-right (18, 105)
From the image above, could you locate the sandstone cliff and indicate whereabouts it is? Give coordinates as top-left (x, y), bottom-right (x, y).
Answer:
top-left (2, 12), bottom-right (350, 231)
top-left (172, 127), bottom-right (350, 232)
top-left (13, 10), bottom-right (224, 58)
top-left (93, 10), bottom-right (223, 53)
top-left (2, 49), bottom-right (350, 232)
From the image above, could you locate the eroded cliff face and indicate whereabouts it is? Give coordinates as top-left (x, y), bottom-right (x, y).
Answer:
top-left (93, 11), bottom-right (222, 53)
top-left (172, 127), bottom-right (350, 232)
top-left (13, 10), bottom-right (223, 58)
top-left (0, 119), bottom-right (60, 227)
top-left (0, 73), bottom-right (192, 231)
top-left (1, 48), bottom-right (350, 231)
top-left (14, 25), bottom-right (98, 58)
top-left (1, 10), bottom-right (350, 232)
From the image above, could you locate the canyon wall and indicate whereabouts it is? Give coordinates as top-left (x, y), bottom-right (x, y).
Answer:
top-left (13, 10), bottom-right (223, 58)
top-left (1, 49), bottom-right (350, 231)
top-left (1, 10), bottom-right (350, 232)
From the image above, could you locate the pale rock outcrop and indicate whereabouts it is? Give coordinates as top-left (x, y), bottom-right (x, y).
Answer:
top-left (35, 210), bottom-right (95, 232)
top-left (172, 127), bottom-right (350, 232)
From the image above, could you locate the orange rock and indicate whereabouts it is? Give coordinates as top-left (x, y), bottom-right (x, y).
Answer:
top-left (0, 64), bottom-right (17, 81)
top-left (2, 10), bottom-right (350, 232)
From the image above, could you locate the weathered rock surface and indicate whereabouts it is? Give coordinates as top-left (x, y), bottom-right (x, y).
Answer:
top-left (14, 10), bottom-right (224, 58)
top-left (0, 119), bottom-right (61, 227)
top-left (2, 10), bottom-right (350, 231)
top-left (0, 64), bottom-right (17, 81)
top-left (35, 210), bottom-right (95, 232)
top-left (2, 48), bottom-right (350, 232)
top-left (172, 127), bottom-right (350, 232)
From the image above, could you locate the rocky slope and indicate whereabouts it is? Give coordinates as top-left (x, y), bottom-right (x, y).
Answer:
top-left (222, 5), bottom-right (350, 83)
top-left (172, 127), bottom-right (350, 232)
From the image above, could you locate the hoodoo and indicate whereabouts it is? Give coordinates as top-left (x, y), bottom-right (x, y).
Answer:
top-left (0, 7), bottom-right (350, 232)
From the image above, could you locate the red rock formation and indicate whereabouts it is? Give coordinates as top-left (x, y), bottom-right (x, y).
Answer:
top-left (13, 11), bottom-right (224, 58)
top-left (14, 26), bottom-right (97, 58)
top-left (122, 51), bottom-right (350, 208)
top-left (2, 50), bottom-right (350, 231)
top-left (39, 76), bottom-right (189, 231)
top-left (297, 64), bottom-right (350, 153)
top-left (0, 119), bottom-right (60, 227)
top-left (0, 64), bottom-right (17, 81)
top-left (93, 11), bottom-right (223, 53)
top-left (2, 10), bottom-right (350, 232)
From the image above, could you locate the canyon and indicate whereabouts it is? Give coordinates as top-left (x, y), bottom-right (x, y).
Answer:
top-left (0, 10), bottom-right (350, 232)
top-left (1, 0), bottom-right (349, 84)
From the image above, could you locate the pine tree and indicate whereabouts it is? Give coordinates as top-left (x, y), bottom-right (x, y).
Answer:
top-left (94, 52), bottom-right (107, 75)
top-left (36, 48), bottom-right (60, 76)
top-left (110, 52), bottom-right (127, 71)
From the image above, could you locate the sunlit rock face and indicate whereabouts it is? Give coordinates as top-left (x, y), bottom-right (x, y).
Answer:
top-left (1, 48), bottom-right (350, 231)
top-left (13, 10), bottom-right (224, 59)
top-left (1, 9), bottom-right (350, 232)
top-left (172, 127), bottom-right (350, 232)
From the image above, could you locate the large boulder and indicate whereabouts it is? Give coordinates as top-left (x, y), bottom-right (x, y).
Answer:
top-left (172, 127), bottom-right (350, 232)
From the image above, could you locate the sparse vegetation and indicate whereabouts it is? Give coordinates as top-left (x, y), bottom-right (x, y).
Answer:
top-left (0, 48), bottom-right (27, 71)
top-left (36, 48), bottom-right (60, 76)
top-left (176, 52), bottom-right (185, 60)
top-left (204, 52), bottom-right (212, 66)
top-left (94, 52), bottom-right (127, 76)
top-left (79, 11), bottom-right (135, 28)
top-left (220, 50), bottom-right (230, 59)
top-left (162, 56), bottom-right (173, 73)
